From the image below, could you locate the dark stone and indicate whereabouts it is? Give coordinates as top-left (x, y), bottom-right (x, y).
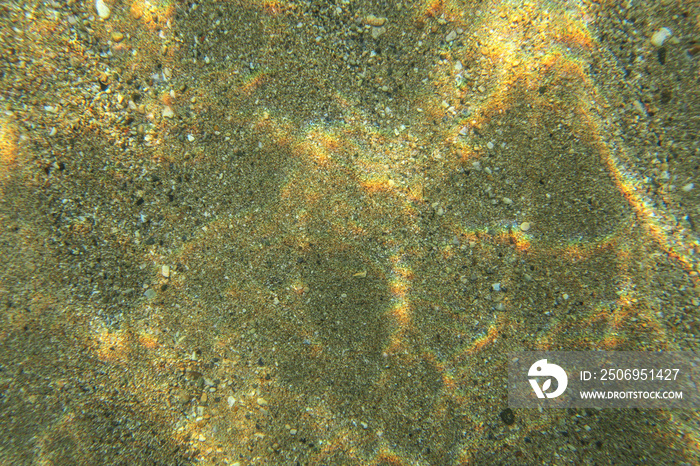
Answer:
top-left (500, 408), bottom-right (515, 425)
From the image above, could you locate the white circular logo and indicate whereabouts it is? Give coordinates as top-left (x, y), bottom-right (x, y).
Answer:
top-left (528, 359), bottom-right (568, 399)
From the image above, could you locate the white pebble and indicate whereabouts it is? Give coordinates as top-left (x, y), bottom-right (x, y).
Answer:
top-left (161, 265), bottom-right (170, 278)
top-left (95, 0), bottom-right (110, 19)
top-left (520, 222), bottom-right (531, 232)
top-left (486, 141), bottom-right (494, 150)
top-left (650, 27), bottom-right (672, 47)
top-left (492, 283), bottom-right (501, 292)
top-left (683, 183), bottom-right (694, 192)
top-left (162, 105), bottom-right (175, 118)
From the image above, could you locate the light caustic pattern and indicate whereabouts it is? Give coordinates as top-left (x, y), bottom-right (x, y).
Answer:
top-left (447, 2), bottom-right (699, 280)
top-left (100, 0), bottom-right (699, 464)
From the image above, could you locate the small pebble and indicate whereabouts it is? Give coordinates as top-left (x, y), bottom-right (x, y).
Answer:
top-left (520, 222), bottom-right (531, 232)
top-left (500, 408), bottom-right (515, 425)
top-left (364, 15), bottom-right (386, 27)
top-left (371, 27), bottom-right (385, 39)
top-left (95, 0), bottom-right (110, 19)
top-left (682, 183), bottom-right (694, 192)
top-left (111, 31), bottom-right (124, 42)
top-left (257, 397), bottom-right (268, 406)
top-left (173, 389), bottom-right (190, 404)
top-left (227, 396), bottom-right (236, 407)
top-left (161, 265), bottom-right (170, 278)
top-left (144, 288), bottom-right (157, 300)
top-left (650, 27), bottom-right (672, 47)
top-left (162, 105), bottom-right (175, 118)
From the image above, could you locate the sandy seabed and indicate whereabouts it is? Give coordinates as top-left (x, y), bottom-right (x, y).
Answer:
top-left (1, 0), bottom-right (699, 464)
